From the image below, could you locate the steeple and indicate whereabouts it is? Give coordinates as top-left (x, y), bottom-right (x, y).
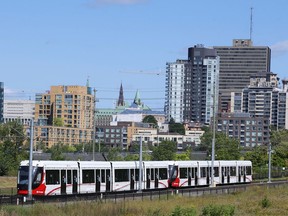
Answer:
top-left (133, 89), bottom-right (141, 106)
top-left (117, 83), bottom-right (125, 107)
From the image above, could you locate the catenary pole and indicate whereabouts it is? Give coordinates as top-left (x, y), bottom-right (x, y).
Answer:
top-left (28, 119), bottom-right (34, 199)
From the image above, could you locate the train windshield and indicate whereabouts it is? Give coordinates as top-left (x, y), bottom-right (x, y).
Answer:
top-left (18, 166), bottom-right (43, 189)
top-left (168, 165), bottom-right (178, 180)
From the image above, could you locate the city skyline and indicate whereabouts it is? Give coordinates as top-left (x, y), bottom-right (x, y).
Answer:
top-left (1, 0), bottom-right (288, 109)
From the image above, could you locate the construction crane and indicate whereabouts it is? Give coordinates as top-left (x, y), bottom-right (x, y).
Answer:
top-left (119, 69), bottom-right (164, 76)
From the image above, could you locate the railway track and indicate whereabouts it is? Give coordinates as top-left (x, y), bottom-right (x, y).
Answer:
top-left (2, 180), bottom-right (288, 206)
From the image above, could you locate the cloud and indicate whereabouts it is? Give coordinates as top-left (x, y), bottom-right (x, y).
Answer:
top-left (85, 0), bottom-right (146, 7)
top-left (271, 40), bottom-right (288, 56)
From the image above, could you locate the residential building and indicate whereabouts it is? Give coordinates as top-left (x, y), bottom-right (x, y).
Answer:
top-left (214, 39), bottom-right (271, 111)
top-left (165, 60), bottom-right (187, 123)
top-left (3, 100), bottom-right (35, 125)
top-left (184, 45), bottom-right (219, 124)
top-left (34, 85), bottom-right (95, 148)
top-left (216, 112), bottom-right (270, 147)
top-left (165, 45), bottom-right (219, 125)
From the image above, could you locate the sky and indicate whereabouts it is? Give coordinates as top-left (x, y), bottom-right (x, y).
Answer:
top-left (1, 0), bottom-right (288, 109)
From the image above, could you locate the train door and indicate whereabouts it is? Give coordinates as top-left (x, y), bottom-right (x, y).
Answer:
top-left (155, 169), bottom-right (159, 188)
top-left (194, 168), bottom-right (198, 186)
top-left (72, 170), bottom-right (78, 194)
top-left (243, 166), bottom-right (246, 183)
top-left (60, 170), bottom-right (67, 195)
top-left (238, 166), bottom-right (242, 183)
top-left (146, 169), bottom-right (150, 189)
top-left (188, 168), bottom-right (191, 186)
top-left (227, 167), bottom-right (230, 183)
top-left (206, 167), bottom-right (210, 185)
top-left (106, 169), bottom-right (111, 192)
top-left (130, 169), bottom-right (135, 190)
top-left (95, 169), bottom-right (101, 193)
top-left (221, 167), bottom-right (225, 184)
top-left (67, 170), bottom-right (72, 194)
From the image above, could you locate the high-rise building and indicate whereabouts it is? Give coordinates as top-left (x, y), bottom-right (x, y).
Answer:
top-left (165, 59), bottom-right (187, 123)
top-left (184, 45), bottom-right (219, 124)
top-left (165, 45), bottom-right (219, 124)
top-left (0, 82), bottom-right (3, 123)
top-left (214, 39), bottom-right (271, 112)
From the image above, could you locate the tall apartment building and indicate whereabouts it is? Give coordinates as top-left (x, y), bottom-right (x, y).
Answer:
top-left (214, 39), bottom-right (271, 112)
top-left (184, 45), bottom-right (219, 124)
top-left (0, 82), bottom-right (3, 123)
top-left (34, 85), bottom-right (95, 148)
top-left (3, 100), bottom-right (35, 125)
top-left (232, 72), bottom-right (288, 130)
top-left (165, 60), bottom-right (186, 123)
top-left (165, 46), bottom-right (219, 124)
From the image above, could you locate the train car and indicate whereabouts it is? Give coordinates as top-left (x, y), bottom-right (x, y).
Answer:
top-left (167, 160), bottom-right (252, 188)
top-left (17, 160), bottom-right (252, 196)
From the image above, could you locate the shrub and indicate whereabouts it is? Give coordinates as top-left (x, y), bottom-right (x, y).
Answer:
top-left (201, 204), bottom-right (235, 216)
top-left (261, 196), bottom-right (271, 208)
top-left (170, 205), bottom-right (196, 216)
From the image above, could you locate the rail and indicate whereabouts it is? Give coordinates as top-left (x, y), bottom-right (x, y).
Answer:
top-left (1, 180), bottom-right (288, 206)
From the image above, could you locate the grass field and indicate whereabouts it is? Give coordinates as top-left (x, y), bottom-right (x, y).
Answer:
top-left (1, 184), bottom-right (288, 216)
top-left (0, 177), bottom-right (17, 188)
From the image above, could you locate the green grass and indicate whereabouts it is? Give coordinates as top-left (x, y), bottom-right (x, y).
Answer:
top-left (1, 184), bottom-right (288, 216)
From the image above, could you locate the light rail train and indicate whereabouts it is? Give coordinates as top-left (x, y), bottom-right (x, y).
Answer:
top-left (17, 160), bottom-right (252, 196)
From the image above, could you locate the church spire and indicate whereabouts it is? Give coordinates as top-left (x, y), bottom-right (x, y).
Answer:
top-left (133, 89), bottom-right (141, 106)
top-left (117, 83), bottom-right (125, 107)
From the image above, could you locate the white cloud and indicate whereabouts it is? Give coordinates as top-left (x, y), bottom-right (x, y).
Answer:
top-left (271, 40), bottom-right (288, 56)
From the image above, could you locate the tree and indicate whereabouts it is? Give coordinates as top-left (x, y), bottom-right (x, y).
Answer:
top-left (168, 118), bottom-right (185, 135)
top-left (142, 115), bottom-right (158, 128)
top-left (49, 143), bottom-right (65, 160)
top-left (53, 118), bottom-right (64, 127)
top-left (151, 140), bottom-right (177, 160)
top-left (200, 128), bottom-right (241, 160)
top-left (0, 121), bottom-right (28, 175)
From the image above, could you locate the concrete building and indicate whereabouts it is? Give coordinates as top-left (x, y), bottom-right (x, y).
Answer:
top-left (165, 60), bottom-right (187, 123)
top-left (216, 112), bottom-right (270, 147)
top-left (184, 45), bottom-right (219, 124)
top-left (3, 100), bottom-right (35, 125)
top-left (0, 82), bottom-right (3, 123)
top-left (165, 45), bottom-right (219, 124)
top-left (214, 39), bottom-right (271, 112)
top-left (34, 85), bottom-right (95, 148)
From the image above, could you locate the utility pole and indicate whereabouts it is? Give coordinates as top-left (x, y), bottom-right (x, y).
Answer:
top-left (138, 136), bottom-right (143, 191)
top-left (268, 143), bottom-right (272, 183)
top-left (28, 119), bottom-right (34, 200)
top-left (93, 88), bottom-right (96, 161)
top-left (210, 81), bottom-right (216, 188)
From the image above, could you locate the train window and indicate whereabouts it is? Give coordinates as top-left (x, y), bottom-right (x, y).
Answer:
top-left (200, 167), bottom-right (206, 178)
top-left (180, 168), bottom-right (187, 178)
top-left (82, 169), bottom-right (95, 183)
top-left (96, 169), bottom-right (100, 182)
top-left (115, 169), bottom-right (129, 182)
top-left (135, 169), bottom-right (139, 181)
top-left (151, 169), bottom-right (155, 180)
top-left (101, 170), bottom-right (105, 183)
top-left (246, 166), bottom-right (251, 175)
top-left (146, 169), bottom-right (150, 179)
top-left (46, 170), bottom-right (60, 185)
top-left (155, 169), bottom-right (159, 179)
top-left (67, 170), bottom-right (72, 184)
top-left (214, 167), bottom-right (219, 177)
top-left (230, 167), bottom-right (236, 176)
top-left (159, 168), bottom-right (167, 179)
top-left (191, 168), bottom-right (195, 178)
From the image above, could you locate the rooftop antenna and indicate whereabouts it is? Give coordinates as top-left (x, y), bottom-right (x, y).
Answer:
top-left (250, 7), bottom-right (253, 41)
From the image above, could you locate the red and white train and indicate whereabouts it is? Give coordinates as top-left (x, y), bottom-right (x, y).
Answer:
top-left (17, 160), bottom-right (252, 196)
